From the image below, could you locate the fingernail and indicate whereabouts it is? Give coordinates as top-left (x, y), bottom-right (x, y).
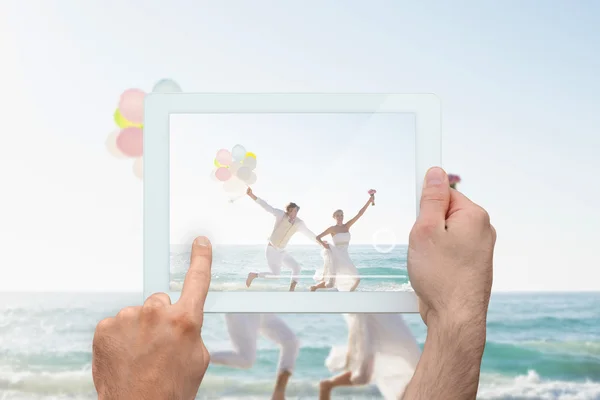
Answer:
top-left (194, 236), bottom-right (210, 247)
top-left (425, 167), bottom-right (445, 187)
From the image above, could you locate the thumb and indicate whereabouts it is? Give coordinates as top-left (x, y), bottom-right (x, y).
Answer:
top-left (417, 167), bottom-right (450, 230)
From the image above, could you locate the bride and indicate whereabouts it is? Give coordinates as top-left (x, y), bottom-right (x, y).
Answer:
top-left (312, 192), bottom-right (422, 399)
top-left (319, 313), bottom-right (421, 399)
top-left (311, 192), bottom-right (374, 292)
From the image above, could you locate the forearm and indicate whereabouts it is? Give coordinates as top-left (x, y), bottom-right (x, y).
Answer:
top-left (402, 314), bottom-right (486, 400)
top-left (247, 192), bottom-right (257, 201)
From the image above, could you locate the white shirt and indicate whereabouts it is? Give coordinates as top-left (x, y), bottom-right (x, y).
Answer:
top-left (255, 198), bottom-right (318, 248)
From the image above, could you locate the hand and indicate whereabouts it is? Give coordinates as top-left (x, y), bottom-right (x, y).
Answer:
top-left (408, 167), bottom-right (495, 328)
top-left (92, 237), bottom-right (213, 400)
top-left (322, 241), bottom-right (330, 249)
top-left (246, 187), bottom-right (253, 195)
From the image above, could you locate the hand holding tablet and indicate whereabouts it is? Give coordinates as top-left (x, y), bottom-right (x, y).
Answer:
top-left (94, 165), bottom-right (496, 400)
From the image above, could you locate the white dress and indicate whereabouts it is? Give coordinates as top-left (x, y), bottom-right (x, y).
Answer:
top-left (317, 232), bottom-right (421, 398)
top-left (325, 313), bottom-right (422, 399)
top-left (313, 232), bottom-right (360, 291)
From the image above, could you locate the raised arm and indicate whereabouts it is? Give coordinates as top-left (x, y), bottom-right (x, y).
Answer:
top-left (246, 187), bottom-right (283, 217)
top-left (345, 195), bottom-right (374, 229)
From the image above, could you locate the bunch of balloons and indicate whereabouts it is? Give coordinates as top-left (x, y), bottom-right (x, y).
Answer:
top-left (448, 174), bottom-right (461, 189)
top-left (212, 144), bottom-right (258, 197)
top-left (105, 79), bottom-right (182, 180)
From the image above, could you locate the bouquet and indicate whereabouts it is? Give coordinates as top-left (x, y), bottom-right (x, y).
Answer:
top-left (368, 189), bottom-right (376, 206)
top-left (448, 174), bottom-right (461, 189)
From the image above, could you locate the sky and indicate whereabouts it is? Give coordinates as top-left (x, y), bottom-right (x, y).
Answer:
top-left (0, 0), bottom-right (599, 291)
top-left (170, 113), bottom-right (415, 246)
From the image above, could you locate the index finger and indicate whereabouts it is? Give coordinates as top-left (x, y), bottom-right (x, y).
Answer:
top-left (179, 236), bottom-right (212, 319)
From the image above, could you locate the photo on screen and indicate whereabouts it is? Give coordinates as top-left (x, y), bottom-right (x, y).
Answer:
top-left (169, 113), bottom-right (416, 292)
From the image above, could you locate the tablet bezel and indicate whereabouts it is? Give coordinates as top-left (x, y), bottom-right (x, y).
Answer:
top-left (144, 93), bottom-right (441, 313)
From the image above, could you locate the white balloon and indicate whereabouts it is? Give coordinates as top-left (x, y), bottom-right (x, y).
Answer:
top-left (231, 144), bottom-right (246, 161)
top-left (106, 131), bottom-right (127, 159)
top-left (229, 161), bottom-right (241, 175)
top-left (242, 156), bottom-right (256, 170)
top-left (223, 176), bottom-right (246, 193)
top-left (152, 79), bottom-right (182, 93)
top-left (133, 157), bottom-right (143, 180)
top-left (236, 166), bottom-right (251, 181)
top-left (246, 171), bottom-right (257, 185)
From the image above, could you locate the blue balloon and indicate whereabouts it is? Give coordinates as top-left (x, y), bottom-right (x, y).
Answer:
top-left (231, 144), bottom-right (247, 161)
top-left (152, 79), bottom-right (182, 93)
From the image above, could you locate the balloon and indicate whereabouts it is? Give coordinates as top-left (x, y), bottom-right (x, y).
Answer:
top-left (152, 79), bottom-right (182, 93)
top-left (106, 130), bottom-right (128, 159)
top-left (245, 152), bottom-right (257, 159)
top-left (118, 88), bottom-right (145, 124)
top-left (242, 156), bottom-right (257, 170)
top-left (236, 166), bottom-right (251, 181)
top-left (133, 158), bottom-right (143, 180)
top-left (246, 172), bottom-right (257, 185)
top-left (215, 167), bottom-right (232, 181)
top-left (229, 160), bottom-right (241, 175)
top-left (210, 169), bottom-right (220, 182)
top-left (231, 144), bottom-right (246, 161)
top-left (114, 109), bottom-right (143, 129)
top-left (215, 149), bottom-right (232, 166)
top-left (223, 176), bottom-right (246, 193)
top-left (214, 158), bottom-right (226, 168)
top-left (116, 127), bottom-right (143, 157)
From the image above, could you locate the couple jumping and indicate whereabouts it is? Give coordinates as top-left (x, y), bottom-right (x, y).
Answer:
top-left (245, 186), bottom-right (374, 292)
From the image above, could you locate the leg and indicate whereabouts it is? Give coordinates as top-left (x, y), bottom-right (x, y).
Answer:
top-left (247, 246), bottom-right (284, 287)
top-left (210, 314), bottom-right (260, 369)
top-left (319, 371), bottom-right (353, 400)
top-left (281, 252), bottom-right (301, 291)
top-left (349, 278), bottom-right (361, 292)
top-left (259, 315), bottom-right (301, 399)
top-left (310, 281), bottom-right (327, 291)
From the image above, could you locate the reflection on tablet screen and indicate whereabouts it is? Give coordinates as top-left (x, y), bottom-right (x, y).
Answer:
top-left (169, 113), bottom-right (416, 293)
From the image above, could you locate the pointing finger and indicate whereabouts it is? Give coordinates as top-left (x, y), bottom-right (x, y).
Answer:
top-left (178, 236), bottom-right (212, 321)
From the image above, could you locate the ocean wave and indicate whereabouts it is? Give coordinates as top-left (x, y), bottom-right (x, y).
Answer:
top-left (0, 365), bottom-right (95, 396)
top-left (479, 370), bottom-right (600, 400)
top-left (483, 341), bottom-right (600, 381)
top-left (1, 365), bottom-right (599, 400)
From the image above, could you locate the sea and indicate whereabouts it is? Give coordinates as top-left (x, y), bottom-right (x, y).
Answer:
top-left (1, 245), bottom-right (599, 399)
top-left (170, 244), bottom-right (413, 292)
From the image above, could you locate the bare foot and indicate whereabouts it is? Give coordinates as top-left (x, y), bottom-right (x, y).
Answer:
top-left (319, 380), bottom-right (333, 400)
top-left (246, 272), bottom-right (258, 287)
top-left (310, 285), bottom-right (318, 292)
top-left (288, 281), bottom-right (298, 291)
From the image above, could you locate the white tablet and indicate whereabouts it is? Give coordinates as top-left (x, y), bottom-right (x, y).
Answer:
top-left (144, 93), bottom-right (441, 313)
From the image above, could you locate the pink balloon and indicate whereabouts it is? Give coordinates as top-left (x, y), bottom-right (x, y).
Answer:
top-left (118, 88), bottom-right (146, 124)
top-left (216, 149), bottom-right (232, 166)
top-left (215, 167), bottom-right (232, 181)
top-left (116, 127), bottom-right (143, 157)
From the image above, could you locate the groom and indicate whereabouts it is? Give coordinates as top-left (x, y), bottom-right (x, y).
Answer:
top-left (245, 187), bottom-right (323, 291)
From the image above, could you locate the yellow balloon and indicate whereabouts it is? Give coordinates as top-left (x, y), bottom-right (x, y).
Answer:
top-left (114, 108), bottom-right (143, 129)
top-left (245, 152), bottom-right (257, 159)
top-left (214, 159), bottom-right (229, 168)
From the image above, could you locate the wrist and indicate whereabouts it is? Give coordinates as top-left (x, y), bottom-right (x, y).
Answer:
top-left (426, 311), bottom-right (487, 360)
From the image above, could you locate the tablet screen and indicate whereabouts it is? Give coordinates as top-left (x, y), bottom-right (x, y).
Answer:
top-left (169, 112), bottom-right (416, 293)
